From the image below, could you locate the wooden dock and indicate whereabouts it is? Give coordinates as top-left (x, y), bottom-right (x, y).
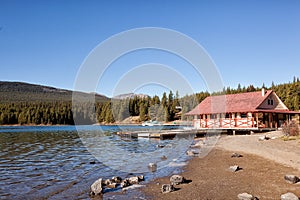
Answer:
top-left (116, 129), bottom-right (208, 140)
top-left (116, 128), bottom-right (277, 140)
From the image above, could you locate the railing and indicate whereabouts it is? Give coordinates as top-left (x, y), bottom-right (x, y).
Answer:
top-left (193, 118), bottom-right (255, 128)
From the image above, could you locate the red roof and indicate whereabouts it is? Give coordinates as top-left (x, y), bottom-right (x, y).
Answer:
top-left (255, 109), bottom-right (300, 114)
top-left (186, 90), bottom-right (295, 115)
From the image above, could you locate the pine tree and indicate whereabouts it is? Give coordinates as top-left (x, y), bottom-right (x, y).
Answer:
top-left (237, 83), bottom-right (242, 93)
top-left (161, 92), bottom-right (167, 107)
top-left (139, 102), bottom-right (147, 121)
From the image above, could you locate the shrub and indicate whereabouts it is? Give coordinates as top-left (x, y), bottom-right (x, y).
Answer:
top-left (282, 120), bottom-right (299, 136)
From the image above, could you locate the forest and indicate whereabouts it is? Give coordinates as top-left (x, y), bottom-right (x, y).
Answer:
top-left (0, 78), bottom-right (299, 125)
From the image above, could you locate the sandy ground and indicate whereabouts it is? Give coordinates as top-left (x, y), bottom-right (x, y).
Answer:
top-left (217, 131), bottom-right (300, 170)
top-left (142, 131), bottom-right (300, 199)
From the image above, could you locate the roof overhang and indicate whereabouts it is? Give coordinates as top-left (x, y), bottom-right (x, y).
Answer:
top-left (185, 109), bottom-right (300, 115)
top-left (255, 109), bottom-right (300, 114)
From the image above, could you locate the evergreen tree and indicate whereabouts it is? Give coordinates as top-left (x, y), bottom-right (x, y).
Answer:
top-left (161, 92), bottom-right (167, 107)
top-left (139, 102), bottom-right (147, 121)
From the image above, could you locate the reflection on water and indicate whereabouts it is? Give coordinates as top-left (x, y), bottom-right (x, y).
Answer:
top-left (0, 125), bottom-right (191, 199)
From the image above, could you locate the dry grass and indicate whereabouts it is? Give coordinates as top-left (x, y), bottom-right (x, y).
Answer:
top-left (282, 120), bottom-right (300, 137)
top-left (281, 135), bottom-right (299, 141)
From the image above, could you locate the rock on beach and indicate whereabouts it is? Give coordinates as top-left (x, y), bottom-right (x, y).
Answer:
top-left (90, 178), bottom-right (103, 196)
top-left (128, 176), bottom-right (139, 185)
top-left (170, 175), bottom-right (185, 185)
top-left (161, 184), bottom-right (174, 194)
top-left (281, 192), bottom-right (299, 200)
top-left (120, 178), bottom-right (131, 188)
top-left (228, 165), bottom-right (241, 172)
top-left (284, 175), bottom-right (299, 184)
top-left (148, 163), bottom-right (157, 172)
top-left (231, 152), bottom-right (243, 158)
top-left (111, 176), bottom-right (122, 183)
top-left (237, 193), bottom-right (258, 200)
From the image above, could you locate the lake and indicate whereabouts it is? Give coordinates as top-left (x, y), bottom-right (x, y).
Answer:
top-left (0, 125), bottom-right (193, 199)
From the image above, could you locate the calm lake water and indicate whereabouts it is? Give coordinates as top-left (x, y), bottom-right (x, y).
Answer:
top-left (0, 125), bottom-right (192, 200)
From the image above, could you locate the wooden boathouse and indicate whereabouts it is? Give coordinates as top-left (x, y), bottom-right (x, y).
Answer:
top-left (186, 89), bottom-right (300, 130)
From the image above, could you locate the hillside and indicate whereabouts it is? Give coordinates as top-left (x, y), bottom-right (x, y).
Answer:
top-left (112, 93), bottom-right (149, 100)
top-left (0, 81), bottom-right (109, 103)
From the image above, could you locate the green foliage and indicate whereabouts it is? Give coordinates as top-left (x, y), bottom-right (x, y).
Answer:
top-left (0, 102), bottom-right (75, 125)
top-left (271, 80), bottom-right (300, 111)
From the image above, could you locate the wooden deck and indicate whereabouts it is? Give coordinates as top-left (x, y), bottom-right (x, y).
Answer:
top-left (116, 127), bottom-right (277, 140)
top-left (116, 129), bottom-right (206, 140)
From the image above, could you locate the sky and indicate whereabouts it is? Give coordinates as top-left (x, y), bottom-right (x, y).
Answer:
top-left (0, 0), bottom-right (299, 97)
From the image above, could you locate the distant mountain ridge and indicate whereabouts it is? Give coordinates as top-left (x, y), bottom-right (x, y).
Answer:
top-left (0, 81), bottom-right (109, 103)
top-left (113, 93), bottom-right (150, 100)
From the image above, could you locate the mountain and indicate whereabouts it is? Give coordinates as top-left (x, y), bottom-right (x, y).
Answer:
top-left (112, 93), bottom-right (150, 100)
top-left (0, 81), bottom-right (109, 103)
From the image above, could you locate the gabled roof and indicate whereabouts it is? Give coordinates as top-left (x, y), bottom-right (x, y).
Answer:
top-left (186, 90), bottom-right (292, 115)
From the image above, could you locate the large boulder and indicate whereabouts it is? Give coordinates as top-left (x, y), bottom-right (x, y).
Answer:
top-left (103, 179), bottom-right (111, 186)
top-left (128, 176), bottom-right (139, 185)
top-left (111, 176), bottom-right (122, 183)
top-left (170, 175), bottom-right (185, 185)
top-left (120, 178), bottom-right (131, 188)
top-left (90, 178), bottom-right (103, 196)
top-left (106, 182), bottom-right (117, 189)
top-left (284, 175), bottom-right (299, 184)
top-left (138, 175), bottom-right (144, 181)
top-left (237, 193), bottom-right (257, 200)
top-left (281, 192), bottom-right (299, 200)
top-left (161, 184), bottom-right (174, 194)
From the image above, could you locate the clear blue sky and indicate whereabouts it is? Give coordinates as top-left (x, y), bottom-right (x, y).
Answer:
top-left (0, 0), bottom-right (299, 97)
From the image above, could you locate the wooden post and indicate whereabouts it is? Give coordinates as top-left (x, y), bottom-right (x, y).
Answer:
top-left (269, 113), bottom-right (272, 128)
top-left (256, 113), bottom-right (259, 128)
top-left (200, 115), bottom-right (202, 128)
top-left (274, 113), bottom-right (278, 129)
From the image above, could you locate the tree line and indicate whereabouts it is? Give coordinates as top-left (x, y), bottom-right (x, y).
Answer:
top-left (217, 77), bottom-right (300, 111)
top-left (0, 78), bottom-right (299, 125)
top-left (0, 91), bottom-right (192, 125)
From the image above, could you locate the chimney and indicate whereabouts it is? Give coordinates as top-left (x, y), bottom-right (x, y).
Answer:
top-left (262, 88), bottom-right (266, 96)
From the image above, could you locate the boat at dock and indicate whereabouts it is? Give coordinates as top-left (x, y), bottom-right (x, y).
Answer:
top-left (141, 120), bottom-right (162, 126)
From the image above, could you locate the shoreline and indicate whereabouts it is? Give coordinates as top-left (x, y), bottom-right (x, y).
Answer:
top-left (0, 121), bottom-right (188, 127)
top-left (141, 131), bottom-right (300, 199)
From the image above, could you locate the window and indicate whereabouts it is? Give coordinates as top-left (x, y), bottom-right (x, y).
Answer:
top-left (211, 114), bottom-right (217, 119)
top-left (268, 99), bottom-right (274, 105)
top-left (241, 113), bottom-right (247, 118)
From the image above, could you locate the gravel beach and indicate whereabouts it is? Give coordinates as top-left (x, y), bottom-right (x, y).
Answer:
top-left (142, 131), bottom-right (300, 199)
